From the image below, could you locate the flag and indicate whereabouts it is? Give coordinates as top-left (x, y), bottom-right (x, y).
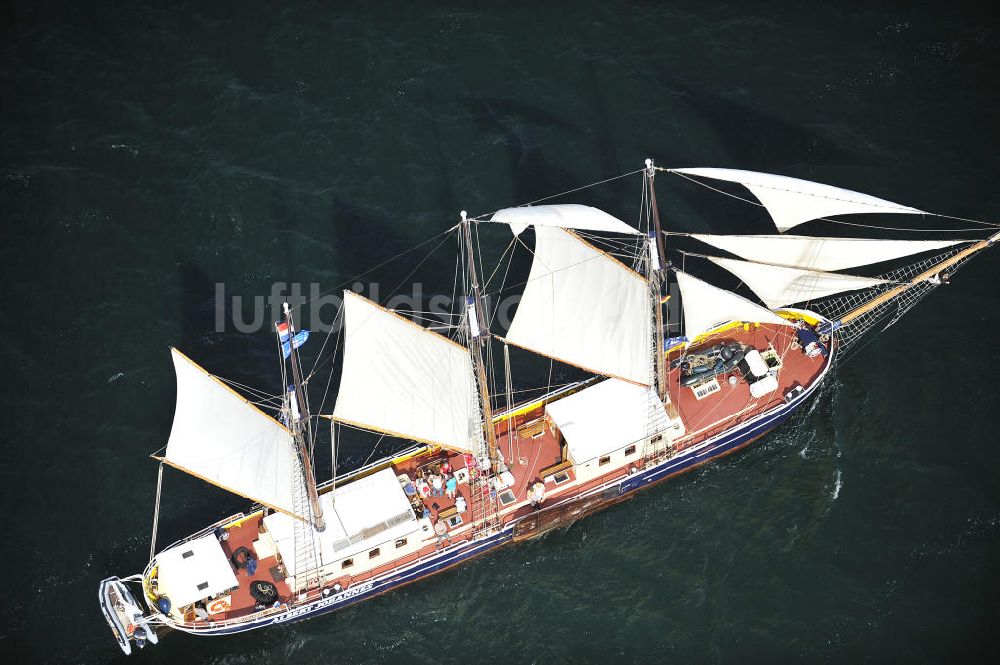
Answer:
top-left (282, 330), bottom-right (309, 359)
top-left (276, 322), bottom-right (309, 358)
top-left (276, 321), bottom-right (290, 343)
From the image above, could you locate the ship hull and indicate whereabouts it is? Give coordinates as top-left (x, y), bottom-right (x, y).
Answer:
top-left (167, 366), bottom-right (824, 637)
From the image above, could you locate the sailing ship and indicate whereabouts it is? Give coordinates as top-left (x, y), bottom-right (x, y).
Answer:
top-left (99, 160), bottom-right (999, 653)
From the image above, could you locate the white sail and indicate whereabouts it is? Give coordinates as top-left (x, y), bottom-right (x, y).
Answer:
top-left (505, 226), bottom-right (651, 385)
top-left (672, 168), bottom-right (925, 232)
top-left (704, 255), bottom-right (893, 309)
top-left (673, 269), bottom-right (791, 341)
top-left (165, 348), bottom-right (307, 520)
top-left (690, 234), bottom-right (967, 272)
top-left (492, 204), bottom-right (641, 237)
top-left (332, 291), bottom-right (482, 453)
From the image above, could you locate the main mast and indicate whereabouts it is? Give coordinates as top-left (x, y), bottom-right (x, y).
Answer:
top-left (645, 158), bottom-right (669, 400)
top-left (460, 211), bottom-right (498, 468)
top-left (281, 303), bottom-right (326, 532)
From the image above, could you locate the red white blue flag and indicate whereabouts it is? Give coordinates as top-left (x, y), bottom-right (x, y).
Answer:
top-left (275, 322), bottom-right (309, 359)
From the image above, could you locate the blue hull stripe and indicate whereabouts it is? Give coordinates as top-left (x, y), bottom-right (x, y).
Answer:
top-left (174, 375), bottom-right (822, 636)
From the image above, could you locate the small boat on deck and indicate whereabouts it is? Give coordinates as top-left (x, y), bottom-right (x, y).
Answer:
top-left (99, 160), bottom-right (999, 652)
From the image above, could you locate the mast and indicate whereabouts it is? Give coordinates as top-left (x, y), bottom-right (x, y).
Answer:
top-left (645, 158), bottom-right (669, 400)
top-left (460, 211), bottom-right (498, 468)
top-left (281, 303), bottom-right (326, 532)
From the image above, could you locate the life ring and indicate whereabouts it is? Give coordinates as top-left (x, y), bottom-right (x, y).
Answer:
top-left (231, 546), bottom-right (251, 569)
top-left (207, 597), bottom-right (231, 614)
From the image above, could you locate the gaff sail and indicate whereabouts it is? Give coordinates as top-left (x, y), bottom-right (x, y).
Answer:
top-left (331, 291), bottom-right (484, 454)
top-left (504, 226), bottom-right (652, 386)
top-left (163, 348), bottom-right (308, 520)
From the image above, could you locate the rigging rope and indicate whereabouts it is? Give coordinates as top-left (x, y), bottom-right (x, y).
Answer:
top-left (467, 167), bottom-right (647, 221)
top-left (149, 462), bottom-right (164, 561)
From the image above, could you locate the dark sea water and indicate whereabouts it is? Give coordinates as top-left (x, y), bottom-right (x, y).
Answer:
top-left (2, 2), bottom-right (999, 663)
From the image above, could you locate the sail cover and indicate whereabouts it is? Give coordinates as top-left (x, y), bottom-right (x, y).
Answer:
top-left (704, 256), bottom-right (893, 309)
top-left (332, 291), bottom-right (482, 453)
top-left (165, 348), bottom-right (307, 520)
top-left (492, 204), bottom-right (640, 237)
top-left (690, 234), bottom-right (967, 272)
top-left (672, 168), bottom-right (925, 232)
top-left (505, 227), bottom-right (651, 385)
top-left (673, 269), bottom-right (791, 341)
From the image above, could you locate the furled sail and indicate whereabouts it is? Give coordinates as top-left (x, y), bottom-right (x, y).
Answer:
top-left (164, 348), bottom-right (308, 520)
top-left (704, 256), bottom-right (893, 309)
top-left (690, 234), bottom-right (968, 272)
top-left (673, 269), bottom-right (791, 341)
top-left (671, 168), bottom-right (926, 232)
top-left (492, 204), bottom-right (641, 237)
top-left (504, 226), bottom-right (651, 385)
top-left (332, 291), bottom-right (483, 453)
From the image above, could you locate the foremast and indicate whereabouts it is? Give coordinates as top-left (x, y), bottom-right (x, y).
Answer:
top-left (279, 303), bottom-right (326, 532)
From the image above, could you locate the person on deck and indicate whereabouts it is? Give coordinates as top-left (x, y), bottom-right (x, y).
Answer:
top-left (445, 473), bottom-right (457, 499)
top-left (430, 473), bottom-right (444, 497)
top-left (440, 459), bottom-right (452, 475)
top-left (529, 480), bottom-right (546, 509)
top-left (416, 477), bottom-right (430, 498)
top-left (455, 494), bottom-right (467, 513)
top-left (434, 519), bottom-right (450, 548)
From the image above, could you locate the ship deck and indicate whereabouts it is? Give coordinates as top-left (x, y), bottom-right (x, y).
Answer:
top-left (666, 322), bottom-right (828, 447)
top-left (171, 320), bottom-right (829, 628)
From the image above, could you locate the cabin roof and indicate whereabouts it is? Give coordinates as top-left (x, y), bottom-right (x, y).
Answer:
top-left (546, 378), bottom-right (666, 463)
top-left (156, 534), bottom-right (239, 608)
top-left (263, 467), bottom-right (421, 577)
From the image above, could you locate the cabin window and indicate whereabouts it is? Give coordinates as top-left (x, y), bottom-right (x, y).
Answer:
top-left (395, 538), bottom-right (408, 549)
top-left (446, 514), bottom-right (463, 527)
top-left (197, 581), bottom-right (209, 591)
top-left (625, 444), bottom-right (637, 457)
top-left (341, 558), bottom-right (354, 569)
top-left (599, 455), bottom-right (611, 466)
top-left (552, 470), bottom-right (571, 485)
top-left (368, 548), bottom-right (380, 559)
top-left (498, 489), bottom-right (516, 506)
top-left (182, 549), bottom-right (195, 559)
top-left (650, 434), bottom-right (662, 444)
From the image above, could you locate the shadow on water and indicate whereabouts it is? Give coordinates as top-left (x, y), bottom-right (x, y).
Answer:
top-left (658, 78), bottom-right (869, 169)
top-left (460, 94), bottom-right (589, 207)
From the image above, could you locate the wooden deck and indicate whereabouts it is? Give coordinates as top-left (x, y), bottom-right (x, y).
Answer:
top-left (667, 322), bottom-right (827, 447)
top-left (175, 319), bottom-right (830, 628)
